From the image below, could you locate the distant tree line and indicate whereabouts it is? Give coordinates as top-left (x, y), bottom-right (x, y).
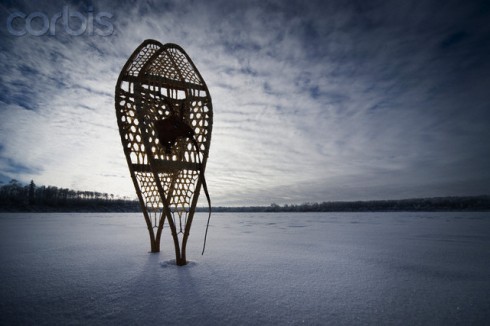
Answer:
top-left (206, 196), bottom-right (490, 212)
top-left (1, 179), bottom-right (489, 212)
top-left (0, 179), bottom-right (140, 212)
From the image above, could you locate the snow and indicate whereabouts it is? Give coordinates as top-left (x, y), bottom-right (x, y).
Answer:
top-left (1, 212), bottom-right (489, 325)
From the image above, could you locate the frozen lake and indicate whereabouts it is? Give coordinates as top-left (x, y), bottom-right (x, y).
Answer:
top-left (1, 212), bottom-right (489, 325)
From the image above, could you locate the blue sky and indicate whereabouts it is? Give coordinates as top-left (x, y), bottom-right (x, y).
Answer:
top-left (0, 0), bottom-right (489, 206)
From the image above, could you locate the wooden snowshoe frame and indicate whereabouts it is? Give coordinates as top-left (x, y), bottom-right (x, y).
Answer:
top-left (115, 40), bottom-right (213, 266)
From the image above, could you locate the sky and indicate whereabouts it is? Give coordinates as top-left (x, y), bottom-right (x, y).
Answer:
top-left (0, 0), bottom-right (489, 206)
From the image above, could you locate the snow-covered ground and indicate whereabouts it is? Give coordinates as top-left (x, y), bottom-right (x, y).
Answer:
top-left (1, 212), bottom-right (489, 325)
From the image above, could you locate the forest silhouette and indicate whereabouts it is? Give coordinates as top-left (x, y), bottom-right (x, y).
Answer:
top-left (0, 179), bottom-right (139, 212)
top-left (0, 179), bottom-right (489, 213)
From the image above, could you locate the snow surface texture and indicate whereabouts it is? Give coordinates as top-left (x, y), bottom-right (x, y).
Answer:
top-left (1, 212), bottom-right (489, 325)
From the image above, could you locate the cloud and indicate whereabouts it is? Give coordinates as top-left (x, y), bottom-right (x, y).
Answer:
top-left (0, 0), bottom-right (489, 205)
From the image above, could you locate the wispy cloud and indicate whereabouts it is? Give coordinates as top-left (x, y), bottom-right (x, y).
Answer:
top-left (0, 0), bottom-right (489, 205)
